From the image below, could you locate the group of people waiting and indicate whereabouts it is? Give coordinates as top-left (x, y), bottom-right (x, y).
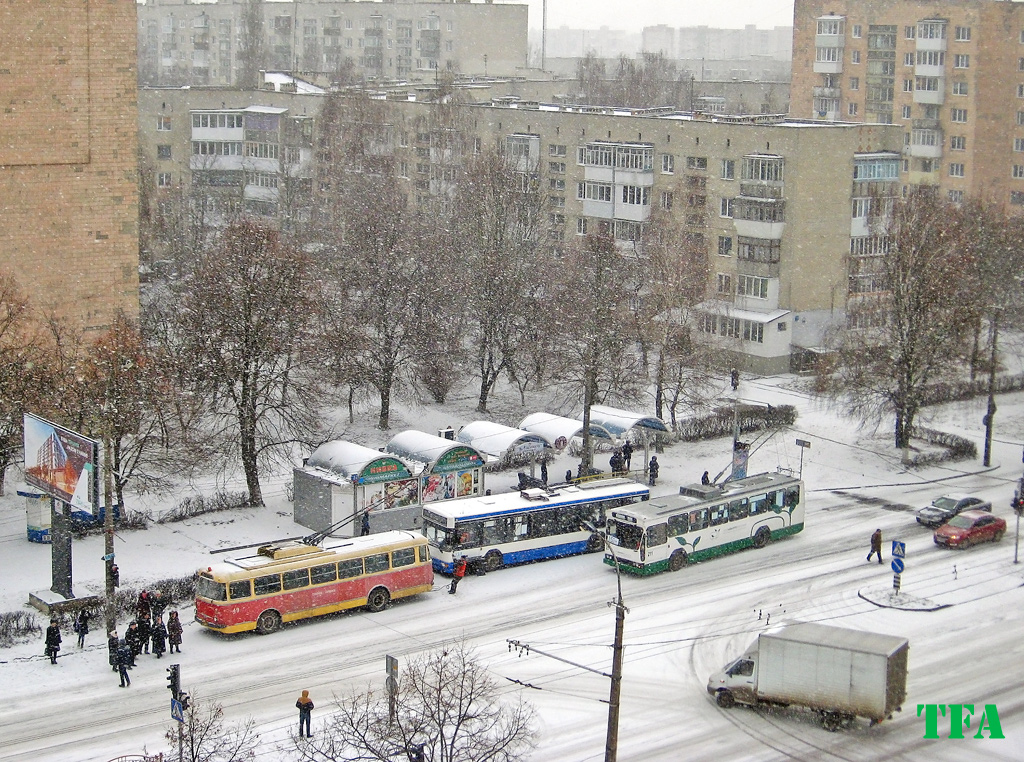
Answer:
top-left (105, 590), bottom-right (184, 687)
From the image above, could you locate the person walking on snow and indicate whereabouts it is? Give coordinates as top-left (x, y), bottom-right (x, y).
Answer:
top-left (44, 619), bottom-right (61, 664)
top-left (137, 613), bottom-right (151, 654)
top-left (151, 615), bottom-right (168, 658)
top-left (449, 556), bottom-right (468, 594)
top-left (867, 528), bottom-right (883, 564)
top-left (622, 440), bottom-right (633, 471)
top-left (648, 456), bottom-right (660, 486)
top-left (116, 639), bottom-right (133, 687)
top-left (108, 631), bottom-right (120, 672)
top-left (167, 610), bottom-right (183, 653)
top-left (75, 609), bottom-right (90, 648)
top-left (296, 690), bottom-right (314, 738)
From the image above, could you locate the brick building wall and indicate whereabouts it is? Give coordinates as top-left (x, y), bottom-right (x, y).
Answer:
top-left (0, 0), bottom-right (140, 332)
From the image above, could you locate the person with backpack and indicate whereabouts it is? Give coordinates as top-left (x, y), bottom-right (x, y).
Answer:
top-left (296, 690), bottom-right (314, 738)
top-left (648, 456), bottom-right (660, 486)
top-left (449, 556), bottom-right (468, 595)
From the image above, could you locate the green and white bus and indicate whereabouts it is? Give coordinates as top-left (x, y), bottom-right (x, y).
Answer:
top-left (604, 471), bottom-right (804, 575)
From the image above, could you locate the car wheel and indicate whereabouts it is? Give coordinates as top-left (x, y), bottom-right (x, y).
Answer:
top-left (255, 610), bottom-right (282, 635)
top-left (716, 690), bottom-right (735, 709)
top-left (365, 587), bottom-right (390, 613)
top-left (993, 530), bottom-right (1004, 542)
top-left (752, 526), bottom-right (771, 549)
top-left (668, 550), bottom-right (688, 572)
top-left (484, 550), bottom-right (503, 572)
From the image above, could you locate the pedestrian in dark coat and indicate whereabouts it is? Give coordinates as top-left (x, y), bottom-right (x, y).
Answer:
top-left (648, 456), bottom-right (659, 486)
top-left (108, 631), bottom-right (120, 671)
top-left (622, 441), bottom-right (633, 470)
top-left (296, 690), bottom-right (314, 738)
top-left (151, 616), bottom-right (168, 658)
top-left (44, 620), bottom-right (61, 664)
top-left (540, 461), bottom-right (548, 485)
top-left (136, 591), bottom-right (150, 620)
top-left (137, 613), bottom-right (151, 654)
top-left (609, 450), bottom-right (623, 474)
top-left (75, 609), bottom-right (90, 648)
top-left (448, 556), bottom-right (468, 594)
top-left (701, 471), bottom-right (710, 486)
top-left (867, 528), bottom-right (883, 564)
top-left (116, 640), bottom-right (132, 687)
top-left (149, 590), bottom-right (167, 621)
top-left (167, 610), bottom-right (183, 653)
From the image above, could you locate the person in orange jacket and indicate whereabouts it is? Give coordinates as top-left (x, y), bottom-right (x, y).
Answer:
top-left (449, 556), bottom-right (468, 594)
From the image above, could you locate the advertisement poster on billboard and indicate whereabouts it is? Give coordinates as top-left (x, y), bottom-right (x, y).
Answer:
top-left (23, 414), bottom-right (99, 514)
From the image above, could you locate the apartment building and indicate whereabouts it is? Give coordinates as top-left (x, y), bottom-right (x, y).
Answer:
top-left (137, 0), bottom-right (528, 87)
top-left (792, 0), bottom-right (1024, 207)
top-left (0, 0), bottom-right (139, 332)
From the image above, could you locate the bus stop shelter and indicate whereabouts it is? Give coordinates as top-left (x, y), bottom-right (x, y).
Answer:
top-left (586, 405), bottom-right (670, 478)
top-left (456, 421), bottom-right (552, 468)
top-left (385, 430), bottom-right (487, 504)
top-left (518, 412), bottom-right (615, 452)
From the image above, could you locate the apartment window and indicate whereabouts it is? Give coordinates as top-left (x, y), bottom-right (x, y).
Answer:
top-left (345, 19), bottom-right (353, 29)
top-left (1014, 165), bottom-right (1024, 179)
top-left (954, 54), bottom-right (970, 69)
top-left (903, 78), bottom-right (913, 92)
top-left (721, 159), bottom-right (735, 180)
top-left (622, 186), bottom-right (650, 205)
top-left (852, 24), bottom-right (862, 38)
top-left (741, 156), bottom-right (783, 182)
top-left (447, 21), bottom-right (453, 32)
top-left (576, 218), bottom-right (588, 235)
top-left (661, 154), bottom-right (675, 173)
top-left (686, 156), bottom-right (708, 170)
top-left (849, 77), bottom-right (859, 90)
top-left (157, 172), bottom-right (172, 187)
top-left (848, 102), bottom-right (859, 116)
top-left (918, 22), bottom-right (946, 40)
top-left (548, 144), bottom-right (567, 157)
top-left (157, 115), bottom-right (171, 131)
top-left (716, 273), bottom-right (732, 295)
top-left (549, 178), bottom-right (565, 191)
top-left (1015, 138), bottom-right (1024, 152)
top-left (1012, 191), bottom-right (1024, 205)
top-left (660, 191), bottom-right (674, 210)
top-left (1019, 58), bottom-right (1024, 72)
top-left (916, 77), bottom-right (940, 93)
top-left (955, 26), bottom-right (971, 42)
top-left (578, 182), bottom-right (612, 202)
top-left (737, 237), bottom-right (780, 263)
top-left (1018, 111), bottom-right (1024, 126)
top-left (738, 274), bottom-right (768, 299)
top-left (816, 18), bottom-right (843, 36)
top-left (549, 196), bottom-right (565, 208)
top-left (742, 320), bottom-right (764, 344)
top-left (549, 161), bottom-right (566, 174)
top-left (720, 197), bottom-right (734, 217)
top-left (157, 145), bottom-right (172, 160)
top-left (902, 105), bottom-right (912, 119)
top-left (905, 26), bottom-right (916, 40)
top-left (948, 190), bottom-right (965, 203)
top-left (951, 136), bottom-right (966, 151)
top-left (851, 50), bottom-right (861, 64)
top-left (953, 82), bottom-right (968, 96)
top-left (951, 108), bottom-right (968, 123)
top-left (916, 51), bottom-right (945, 67)
top-left (903, 52), bottom-right (914, 67)
top-left (949, 163), bottom-right (965, 178)
top-left (718, 236), bottom-right (732, 257)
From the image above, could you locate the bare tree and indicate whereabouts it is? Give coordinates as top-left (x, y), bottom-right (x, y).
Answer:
top-left (237, 0), bottom-right (266, 90)
top-left (574, 51), bottom-right (689, 109)
top-left (164, 694), bottom-right (260, 762)
top-left (170, 219), bottom-right (330, 505)
top-left (294, 642), bottom-right (535, 762)
top-left (830, 189), bottom-right (977, 451)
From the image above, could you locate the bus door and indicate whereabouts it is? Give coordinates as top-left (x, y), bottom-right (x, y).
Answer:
top-left (643, 522), bottom-right (668, 563)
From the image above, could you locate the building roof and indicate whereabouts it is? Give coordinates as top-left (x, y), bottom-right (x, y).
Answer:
top-left (518, 412), bottom-right (615, 449)
top-left (455, 421), bottom-right (552, 459)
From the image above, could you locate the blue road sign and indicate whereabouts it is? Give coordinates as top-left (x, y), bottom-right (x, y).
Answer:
top-left (891, 540), bottom-right (906, 559)
top-left (891, 558), bottom-right (905, 574)
top-left (171, 698), bottom-right (184, 723)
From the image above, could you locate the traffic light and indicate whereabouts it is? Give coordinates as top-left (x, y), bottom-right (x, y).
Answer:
top-left (179, 692), bottom-right (190, 711)
top-left (166, 664), bottom-right (180, 697)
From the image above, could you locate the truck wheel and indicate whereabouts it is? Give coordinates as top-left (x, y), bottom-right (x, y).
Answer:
top-left (716, 690), bottom-right (736, 709)
top-left (255, 610), bottom-right (282, 635)
top-left (752, 526), bottom-right (771, 549)
top-left (484, 550), bottom-right (503, 572)
top-left (821, 711), bottom-right (843, 732)
top-left (668, 550), bottom-right (688, 572)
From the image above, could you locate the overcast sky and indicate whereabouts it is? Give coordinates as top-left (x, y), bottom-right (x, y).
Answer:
top-left (499, 0), bottom-right (795, 32)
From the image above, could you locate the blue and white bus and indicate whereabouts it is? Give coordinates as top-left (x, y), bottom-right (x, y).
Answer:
top-left (421, 478), bottom-right (650, 573)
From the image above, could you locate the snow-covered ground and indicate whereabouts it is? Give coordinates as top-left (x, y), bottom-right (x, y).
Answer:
top-left (3, 374), bottom-right (1024, 761)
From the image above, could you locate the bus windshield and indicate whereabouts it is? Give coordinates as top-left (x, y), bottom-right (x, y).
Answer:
top-left (422, 520), bottom-right (457, 552)
top-left (196, 575), bottom-right (226, 601)
top-left (607, 520), bottom-right (643, 550)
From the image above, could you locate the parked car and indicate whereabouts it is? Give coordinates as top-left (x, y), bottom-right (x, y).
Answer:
top-left (916, 495), bottom-right (991, 528)
top-left (933, 510), bottom-right (1006, 548)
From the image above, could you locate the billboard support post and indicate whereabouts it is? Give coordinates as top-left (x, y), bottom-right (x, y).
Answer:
top-left (103, 435), bottom-right (116, 633)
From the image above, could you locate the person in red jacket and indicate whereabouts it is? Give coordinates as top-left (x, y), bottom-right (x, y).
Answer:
top-left (449, 556), bottom-right (468, 594)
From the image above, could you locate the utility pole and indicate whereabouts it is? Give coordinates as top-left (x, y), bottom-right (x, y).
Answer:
top-left (103, 423), bottom-right (116, 636)
top-left (604, 565), bottom-right (626, 762)
top-left (982, 310), bottom-right (999, 467)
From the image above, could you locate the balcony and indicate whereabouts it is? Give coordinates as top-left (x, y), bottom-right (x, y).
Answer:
top-left (733, 198), bottom-right (785, 240)
top-left (812, 86), bottom-right (840, 99)
top-left (913, 86), bottom-right (944, 106)
top-left (914, 63), bottom-right (945, 79)
top-left (915, 36), bottom-right (947, 53)
top-left (739, 181), bottom-right (784, 200)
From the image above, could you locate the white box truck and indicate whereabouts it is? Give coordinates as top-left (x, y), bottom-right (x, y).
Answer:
top-left (706, 622), bottom-right (909, 731)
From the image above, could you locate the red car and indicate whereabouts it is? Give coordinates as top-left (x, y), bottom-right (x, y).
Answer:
top-left (933, 510), bottom-right (1007, 548)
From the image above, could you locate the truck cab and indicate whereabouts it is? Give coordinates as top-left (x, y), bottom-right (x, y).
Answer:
top-left (706, 651), bottom-right (757, 707)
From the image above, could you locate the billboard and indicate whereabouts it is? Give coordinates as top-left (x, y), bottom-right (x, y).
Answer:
top-left (23, 414), bottom-right (99, 514)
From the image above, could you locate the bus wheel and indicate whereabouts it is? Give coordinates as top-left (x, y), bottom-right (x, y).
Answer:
top-left (585, 533), bottom-right (603, 553)
top-left (752, 526), bottom-right (771, 549)
top-left (668, 550), bottom-right (688, 572)
top-left (255, 610), bottom-right (282, 635)
top-left (716, 690), bottom-right (736, 709)
top-left (483, 550), bottom-right (503, 573)
top-left (366, 587), bottom-right (390, 613)
top-left (821, 711), bottom-right (843, 732)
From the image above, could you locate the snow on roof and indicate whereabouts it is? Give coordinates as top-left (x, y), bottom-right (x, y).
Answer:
top-left (305, 440), bottom-right (414, 483)
top-left (588, 405), bottom-right (669, 436)
top-left (696, 300), bottom-right (791, 324)
top-left (385, 430), bottom-right (486, 473)
top-left (518, 412), bottom-right (615, 449)
top-left (262, 72), bottom-right (326, 95)
top-left (243, 105), bottom-right (288, 115)
top-left (456, 421), bottom-right (552, 459)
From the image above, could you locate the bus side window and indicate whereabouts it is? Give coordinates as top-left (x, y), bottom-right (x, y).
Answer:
top-left (392, 548), bottom-right (416, 567)
top-left (364, 553), bottom-right (389, 574)
top-left (417, 545), bottom-right (431, 564)
top-left (513, 516), bottom-right (529, 538)
top-left (481, 519), bottom-right (501, 546)
top-left (730, 498), bottom-right (749, 521)
top-left (710, 504), bottom-right (729, 526)
top-left (253, 574), bottom-right (282, 596)
top-left (770, 490), bottom-right (784, 510)
top-left (667, 513), bottom-right (688, 536)
top-left (338, 558), bottom-right (363, 579)
top-left (750, 494), bottom-right (768, 515)
top-left (310, 563), bottom-right (337, 585)
top-left (530, 509), bottom-right (557, 538)
top-left (229, 580), bottom-right (252, 600)
top-left (646, 522), bottom-right (668, 547)
top-left (785, 487), bottom-right (800, 508)
top-left (689, 509), bottom-right (709, 531)
top-left (283, 568), bottom-right (310, 590)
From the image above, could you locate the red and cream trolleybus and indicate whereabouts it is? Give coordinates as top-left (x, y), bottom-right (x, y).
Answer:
top-left (195, 530), bottom-right (433, 634)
